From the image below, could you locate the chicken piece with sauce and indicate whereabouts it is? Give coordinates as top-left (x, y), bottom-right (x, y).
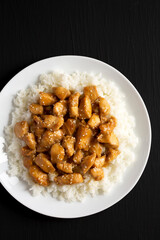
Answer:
top-left (52, 129), bottom-right (64, 142)
top-left (79, 95), bottom-right (92, 119)
top-left (81, 153), bottom-right (96, 174)
top-left (23, 133), bottom-right (36, 150)
top-left (39, 92), bottom-right (57, 106)
top-left (29, 165), bottom-right (50, 186)
top-left (75, 125), bottom-right (92, 151)
top-left (57, 162), bottom-right (73, 174)
top-left (63, 118), bottom-right (76, 136)
top-left (50, 143), bottom-right (65, 164)
top-left (42, 115), bottom-right (64, 131)
top-left (29, 103), bottom-right (43, 115)
top-left (37, 130), bottom-right (56, 150)
top-left (62, 136), bottom-right (75, 157)
top-left (99, 116), bottom-right (117, 135)
top-left (68, 92), bottom-right (80, 118)
top-left (84, 86), bottom-right (99, 103)
top-left (90, 167), bottom-right (104, 181)
top-left (21, 146), bottom-right (35, 169)
top-left (30, 121), bottom-right (45, 143)
top-left (34, 153), bottom-right (55, 173)
top-left (53, 100), bottom-right (68, 116)
top-left (32, 115), bottom-right (44, 128)
top-left (23, 157), bottom-right (33, 169)
top-left (52, 87), bottom-right (71, 100)
top-left (93, 155), bottom-right (105, 168)
top-left (54, 173), bottom-right (83, 185)
top-left (105, 148), bottom-right (120, 166)
top-left (98, 96), bottom-right (110, 123)
top-left (14, 121), bottom-right (29, 139)
top-left (98, 132), bottom-right (119, 148)
top-left (21, 146), bottom-right (36, 157)
top-left (88, 113), bottom-right (101, 129)
top-left (73, 150), bottom-right (84, 164)
top-left (89, 140), bottom-right (102, 157)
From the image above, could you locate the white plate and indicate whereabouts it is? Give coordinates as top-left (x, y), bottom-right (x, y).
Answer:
top-left (0, 56), bottom-right (151, 218)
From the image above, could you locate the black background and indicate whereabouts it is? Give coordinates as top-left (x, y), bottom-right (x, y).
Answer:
top-left (0, 0), bottom-right (159, 239)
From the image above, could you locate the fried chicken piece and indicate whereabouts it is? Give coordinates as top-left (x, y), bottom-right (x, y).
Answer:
top-left (29, 165), bottom-right (50, 186)
top-left (63, 118), bottom-right (76, 136)
top-left (73, 150), bottom-right (84, 164)
top-left (75, 125), bottom-right (92, 150)
top-left (62, 136), bottom-right (75, 157)
top-left (81, 153), bottom-right (96, 174)
top-left (29, 103), bottom-right (43, 115)
top-left (97, 132), bottom-right (119, 148)
top-left (42, 115), bottom-right (64, 131)
top-left (52, 87), bottom-right (71, 100)
top-left (23, 157), bottom-right (34, 169)
top-left (90, 167), bottom-right (104, 181)
top-left (50, 143), bottom-right (65, 164)
top-left (98, 97), bottom-right (110, 123)
top-left (39, 92), bottom-right (57, 106)
top-left (23, 133), bottom-right (36, 149)
top-left (93, 156), bottom-right (105, 168)
top-left (57, 162), bottom-right (73, 174)
top-left (88, 113), bottom-right (100, 129)
top-left (105, 148), bottom-right (120, 166)
top-left (14, 121), bottom-right (29, 139)
top-left (53, 100), bottom-right (68, 116)
top-left (21, 146), bottom-right (36, 157)
top-left (54, 173), bottom-right (83, 185)
top-left (30, 121), bottom-right (45, 143)
top-left (89, 140), bottom-right (102, 157)
top-left (99, 116), bottom-right (117, 134)
top-left (68, 92), bottom-right (80, 118)
top-left (34, 153), bottom-right (55, 173)
top-left (84, 86), bottom-right (99, 103)
top-left (79, 95), bottom-right (92, 119)
top-left (38, 130), bottom-right (56, 149)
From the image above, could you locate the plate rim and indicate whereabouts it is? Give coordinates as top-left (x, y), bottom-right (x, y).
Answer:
top-left (0, 55), bottom-right (152, 218)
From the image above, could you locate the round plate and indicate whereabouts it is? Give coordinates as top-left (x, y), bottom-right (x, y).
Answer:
top-left (0, 56), bottom-right (151, 218)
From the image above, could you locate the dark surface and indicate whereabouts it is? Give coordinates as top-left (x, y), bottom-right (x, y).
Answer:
top-left (0, 0), bottom-right (159, 239)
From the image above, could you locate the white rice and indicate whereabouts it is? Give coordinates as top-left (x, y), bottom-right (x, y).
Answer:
top-left (4, 71), bottom-right (138, 202)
